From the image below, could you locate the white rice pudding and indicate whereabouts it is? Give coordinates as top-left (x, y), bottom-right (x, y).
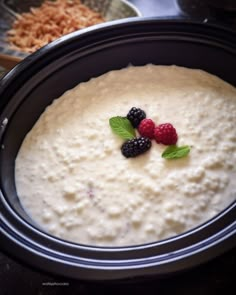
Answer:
top-left (15, 65), bottom-right (236, 246)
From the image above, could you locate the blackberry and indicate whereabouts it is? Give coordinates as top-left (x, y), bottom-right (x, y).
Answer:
top-left (127, 107), bottom-right (146, 128)
top-left (121, 137), bottom-right (152, 158)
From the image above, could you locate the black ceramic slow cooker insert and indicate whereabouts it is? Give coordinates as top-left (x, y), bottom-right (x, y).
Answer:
top-left (0, 18), bottom-right (236, 281)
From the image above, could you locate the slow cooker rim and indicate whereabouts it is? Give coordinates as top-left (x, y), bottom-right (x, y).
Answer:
top-left (1, 188), bottom-right (235, 252)
top-left (0, 16), bottom-right (236, 93)
top-left (1, 199), bottom-right (235, 280)
top-left (1, 191), bottom-right (235, 280)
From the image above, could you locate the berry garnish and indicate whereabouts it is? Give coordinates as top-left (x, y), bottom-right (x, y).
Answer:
top-left (154, 123), bottom-right (178, 145)
top-left (109, 109), bottom-right (189, 159)
top-left (121, 137), bottom-right (151, 158)
top-left (138, 118), bottom-right (155, 139)
top-left (127, 107), bottom-right (146, 128)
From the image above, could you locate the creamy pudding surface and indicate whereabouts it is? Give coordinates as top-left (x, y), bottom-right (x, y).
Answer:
top-left (15, 65), bottom-right (236, 246)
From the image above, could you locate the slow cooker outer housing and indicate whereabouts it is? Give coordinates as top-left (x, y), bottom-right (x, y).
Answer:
top-left (0, 18), bottom-right (236, 280)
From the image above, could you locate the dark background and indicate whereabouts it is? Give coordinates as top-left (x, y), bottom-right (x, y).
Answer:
top-left (0, 0), bottom-right (235, 294)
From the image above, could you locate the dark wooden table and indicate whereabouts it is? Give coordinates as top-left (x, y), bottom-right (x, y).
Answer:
top-left (0, 1), bottom-right (235, 294)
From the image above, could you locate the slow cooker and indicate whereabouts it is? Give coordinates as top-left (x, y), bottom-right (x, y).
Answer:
top-left (0, 18), bottom-right (235, 280)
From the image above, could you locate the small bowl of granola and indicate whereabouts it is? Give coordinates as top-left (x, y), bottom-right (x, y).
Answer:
top-left (0, 0), bottom-right (141, 65)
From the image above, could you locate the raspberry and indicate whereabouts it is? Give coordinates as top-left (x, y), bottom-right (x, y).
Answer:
top-left (138, 119), bottom-right (155, 139)
top-left (154, 123), bottom-right (178, 145)
top-left (121, 137), bottom-right (151, 158)
top-left (127, 107), bottom-right (146, 128)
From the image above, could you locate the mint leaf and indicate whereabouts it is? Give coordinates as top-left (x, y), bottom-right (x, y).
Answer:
top-left (109, 116), bottom-right (136, 140)
top-left (162, 145), bottom-right (190, 159)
